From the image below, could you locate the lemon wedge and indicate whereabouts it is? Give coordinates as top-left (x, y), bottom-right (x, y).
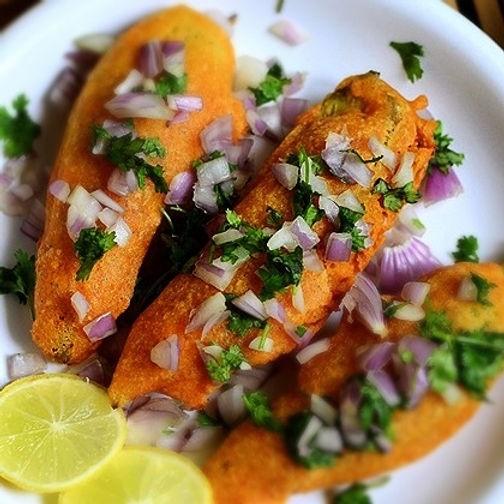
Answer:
top-left (0, 373), bottom-right (126, 493)
top-left (59, 446), bottom-right (213, 504)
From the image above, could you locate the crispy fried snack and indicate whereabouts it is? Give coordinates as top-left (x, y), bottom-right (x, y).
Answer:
top-left (32, 6), bottom-right (246, 363)
top-left (204, 262), bottom-right (504, 504)
top-left (109, 72), bottom-right (436, 409)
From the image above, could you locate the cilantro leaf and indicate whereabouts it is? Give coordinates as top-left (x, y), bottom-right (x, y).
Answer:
top-left (428, 344), bottom-right (458, 393)
top-left (292, 181), bottom-right (325, 227)
top-left (197, 411), bottom-right (220, 427)
top-left (429, 120), bottom-right (465, 174)
top-left (390, 41), bottom-right (424, 83)
top-left (205, 344), bottom-right (247, 383)
top-left (0, 249), bottom-right (36, 312)
top-left (284, 411), bottom-right (336, 469)
top-left (154, 72), bottom-right (187, 98)
top-left (0, 94), bottom-right (41, 158)
top-left (452, 235), bottom-right (479, 263)
top-left (243, 391), bottom-right (283, 431)
top-left (225, 294), bottom-right (267, 337)
top-left (266, 206), bottom-right (284, 227)
top-left (74, 227), bottom-right (117, 281)
top-left (338, 206), bottom-right (367, 251)
top-left (249, 63), bottom-right (292, 106)
top-left (371, 178), bottom-right (421, 212)
top-left (333, 483), bottom-right (373, 504)
top-left (92, 125), bottom-right (168, 193)
top-left (358, 378), bottom-right (393, 437)
top-left (470, 273), bottom-right (496, 306)
top-left (275, 0), bottom-right (285, 13)
top-left (258, 246), bottom-right (304, 300)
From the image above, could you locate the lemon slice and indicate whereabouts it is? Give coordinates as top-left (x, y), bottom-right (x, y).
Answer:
top-left (59, 446), bottom-right (213, 504)
top-left (0, 373), bottom-right (126, 493)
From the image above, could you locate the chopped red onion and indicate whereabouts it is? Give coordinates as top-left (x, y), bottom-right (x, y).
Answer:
top-left (393, 356), bottom-right (429, 408)
top-left (182, 425), bottom-right (223, 453)
top-left (105, 92), bottom-right (174, 120)
top-left (66, 206), bottom-right (97, 242)
top-left (334, 189), bottom-right (364, 213)
top-left (296, 337), bottom-right (331, 364)
top-left (164, 170), bottom-right (195, 206)
top-left (20, 200), bottom-right (45, 241)
top-left (368, 136), bottom-right (396, 171)
top-left (231, 290), bottom-right (267, 321)
top-left (70, 291), bottom-right (90, 322)
top-left (256, 103), bottom-right (283, 139)
top-left (457, 275), bottom-right (478, 302)
top-left (310, 394), bottom-right (338, 426)
top-left (114, 69), bottom-right (145, 95)
top-left (186, 292), bottom-right (227, 334)
top-left (263, 298), bottom-right (286, 323)
top-left (367, 369), bottom-right (400, 406)
top-left (422, 166), bottom-right (464, 206)
top-left (97, 207), bottom-right (119, 228)
top-left (391, 303), bottom-right (425, 322)
top-left (217, 384), bottom-right (247, 426)
top-left (318, 195), bottom-right (340, 224)
top-left (292, 284), bottom-right (305, 313)
top-left (314, 426), bottom-right (343, 453)
top-left (108, 216), bottom-right (132, 247)
top-left (289, 216), bottom-right (320, 250)
top-left (338, 380), bottom-right (367, 448)
top-left (399, 334), bottom-right (437, 368)
top-left (267, 225), bottom-right (298, 252)
top-left (49, 179), bottom-right (71, 202)
top-left (73, 355), bottom-right (105, 385)
top-left (90, 189), bottom-right (124, 213)
top-left (192, 183), bottom-right (218, 214)
top-left (283, 71), bottom-right (306, 96)
top-left (377, 237), bottom-right (441, 293)
top-left (83, 312), bottom-right (117, 342)
top-left (283, 320), bottom-right (314, 347)
top-left (150, 335), bottom-right (179, 371)
top-left (202, 310), bottom-right (230, 339)
top-left (303, 250), bottom-right (324, 272)
top-left (272, 162), bottom-right (299, 190)
top-left (246, 108), bottom-right (269, 136)
top-left (356, 341), bottom-right (396, 372)
top-left (7, 352), bottom-right (47, 380)
top-left (248, 335), bottom-right (274, 352)
top-left (48, 66), bottom-right (84, 107)
top-left (107, 168), bottom-right (139, 196)
top-left (200, 115), bottom-right (233, 154)
top-left (268, 19), bottom-right (309, 46)
top-left (212, 228), bottom-right (244, 245)
top-left (167, 94), bottom-right (203, 112)
top-left (325, 232), bottom-right (352, 262)
top-left (233, 55), bottom-right (268, 91)
top-left (139, 41), bottom-right (162, 78)
top-left (193, 256), bottom-right (242, 291)
top-left (160, 40), bottom-right (185, 76)
top-left (342, 273), bottom-right (386, 337)
top-left (392, 151), bottom-right (415, 188)
top-left (297, 415), bottom-right (323, 457)
top-left (401, 281), bottom-right (431, 306)
top-left (196, 156), bottom-right (232, 186)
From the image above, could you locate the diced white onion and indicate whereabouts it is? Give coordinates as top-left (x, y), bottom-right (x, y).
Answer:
top-left (185, 292), bottom-right (227, 334)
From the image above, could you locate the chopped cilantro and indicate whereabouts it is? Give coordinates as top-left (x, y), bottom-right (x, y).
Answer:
top-left (0, 94), bottom-right (40, 159)
top-left (383, 300), bottom-right (407, 318)
top-left (390, 41), bottom-right (424, 83)
top-left (226, 294), bottom-right (267, 337)
top-left (429, 121), bottom-right (465, 174)
top-left (275, 0), bottom-right (285, 13)
top-left (92, 125), bottom-right (168, 193)
top-left (154, 72), bottom-right (187, 98)
top-left (266, 206), bottom-right (284, 227)
top-left (258, 246), bottom-right (304, 300)
top-left (427, 344), bottom-right (458, 394)
top-left (292, 180), bottom-right (324, 227)
top-left (243, 391), bottom-right (283, 431)
top-left (372, 178), bottom-right (421, 212)
top-left (333, 483), bottom-right (373, 504)
top-left (421, 309), bottom-right (504, 398)
top-left (74, 227), bottom-right (117, 281)
top-left (452, 235), bottom-right (479, 263)
top-left (470, 273), bottom-right (496, 306)
top-left (205, 344), bottom-right (247, 383)
top-left (295, 325), bottom-right (308, 337)
top-left (284, 411), bottom-right (336, 469)
top-left (338, 206), bottom-right (367, 251)
top-left (197, 411), bottom-right (220, 427)
top-left (249, 63), bottom-right (292, 106)
top-left (0, 249), bottom-right (36, 313)
top-left (358, 378), bottom-right (393, 438)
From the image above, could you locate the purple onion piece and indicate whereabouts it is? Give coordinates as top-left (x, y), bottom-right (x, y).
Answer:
top-left (421, 166), bottom-right (464, 206)
top-left (366, 370), bottom-right (401, 407)
top-left (325, 232), bottom-right (352, 262)
top-left (356, 341), bottom-right (396, 372)
top-left (139, 41), bottom-right (162, 78)
top-left (83, 312), bottom-right (117, 342)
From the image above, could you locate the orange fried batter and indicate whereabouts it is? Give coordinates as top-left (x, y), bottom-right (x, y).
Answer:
top-left (108, 73), bottom-right (436, 409)
top-left (204, 263), bottom-right (504, 503)
top-left (32, 6), bottom-right (246, 363)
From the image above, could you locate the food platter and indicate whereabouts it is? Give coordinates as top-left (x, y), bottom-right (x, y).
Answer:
top-left (1, 0), bottom-right (504, 502)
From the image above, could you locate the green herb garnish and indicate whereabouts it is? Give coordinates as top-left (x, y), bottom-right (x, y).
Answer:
top-left (333, 483), bottom-right (373, 504)
top-left (243, 391), bottom-right (283, 431)
top-left (372, 178), bottom-right (421, 212)
top-left (470, 273), bottom-right (496, 306)
top-left (429, 120), bottom-right (465, 174)
top-left (452, 235), bottom-right (479, 263)
top-left (74, 227), bottom-right (117, 281)
top-left (258, 246), bottom-right (304, 299)
top-left (0, 94), bottom-right (40, 158)
top-left (92, 125), bottom-right (168, 193)
top-left (390, 41), bottom-right (424, 83)
top-left (266, 206), bottom-right (284, 227)
top-left (338, 206), bottom-right (367, 251)
top-left (249, 63), bottom-right (292, 106)
top-left (205, 344), bottom-right (247, 383)
top-left (226, 295), bottom-right (267, 337)
top-left (0, 249), bottom-right (36, 314)
top-left (154, 72), bottom-right (187, 98)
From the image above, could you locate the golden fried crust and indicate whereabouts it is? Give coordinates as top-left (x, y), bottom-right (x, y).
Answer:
top-left (32, 6), bottom-right (246, 363)
top-left (204, 262), bottom-right (504, 503)
top-left (108, 72), bottom-right (436, 409)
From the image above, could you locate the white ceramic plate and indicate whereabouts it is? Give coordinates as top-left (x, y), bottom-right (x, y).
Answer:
top-left (1, 0), bottom-right (504, 502)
